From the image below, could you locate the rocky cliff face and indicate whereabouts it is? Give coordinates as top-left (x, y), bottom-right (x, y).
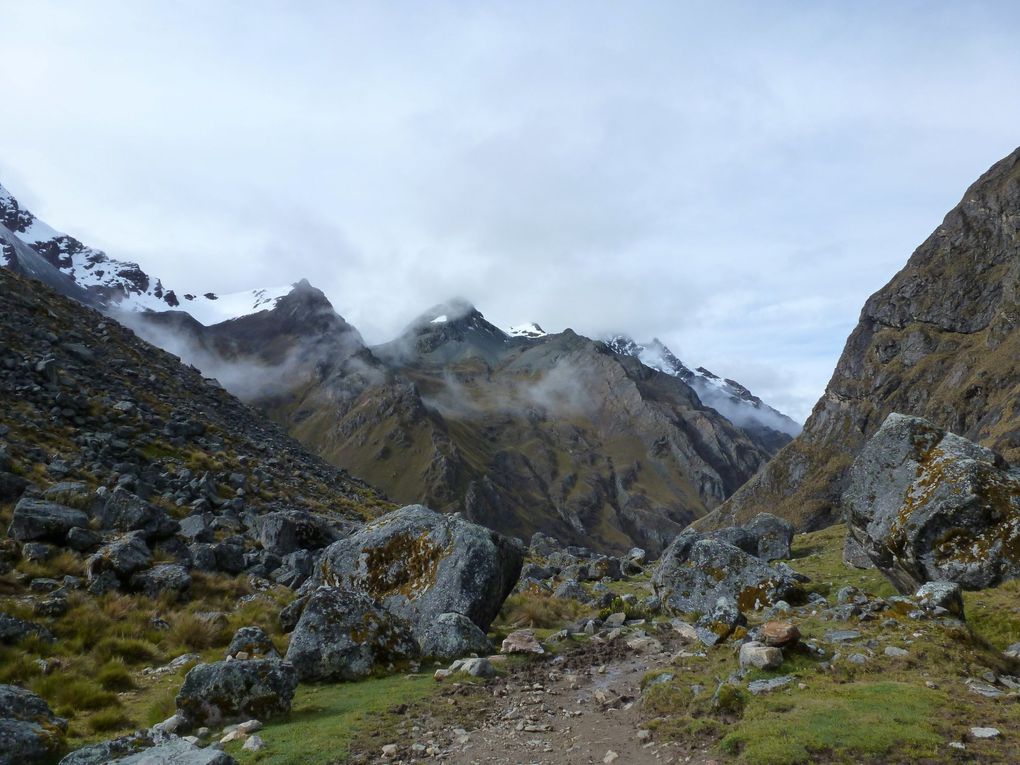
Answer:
top-left (700, 146), bottom-right (1020, 531)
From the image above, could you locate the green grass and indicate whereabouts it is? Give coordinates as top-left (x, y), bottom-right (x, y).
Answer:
top-left (721, 681), bottom-right (942, 764)
top-left (225, 675), bottom-right (437, 764)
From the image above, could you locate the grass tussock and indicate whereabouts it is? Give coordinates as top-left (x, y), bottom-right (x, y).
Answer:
top-left (497, 593), bottom-right (585, 629)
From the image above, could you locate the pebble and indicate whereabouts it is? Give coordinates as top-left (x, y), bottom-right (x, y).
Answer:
top-left (603, 750), bottom-right (619, 763)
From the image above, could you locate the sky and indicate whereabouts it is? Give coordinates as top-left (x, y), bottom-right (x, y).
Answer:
top-left (2, 1), bottom-right (1020, 422)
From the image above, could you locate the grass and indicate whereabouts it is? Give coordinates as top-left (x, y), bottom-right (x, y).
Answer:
top-left (224, 675), bottom-right (436, 765)
top-left (720, 681), bottom-right (943, 764)
top-left (497, 592), bottom-right (586, 628)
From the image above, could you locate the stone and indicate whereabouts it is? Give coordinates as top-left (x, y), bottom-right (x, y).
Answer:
top-left (86, 532), bottom-right (152, 580)
top-left (278, 596), bottom-right (307, 633)
top-left (603, 612), bottom-right (627, 628)
top-left (695, 597), bottom-right (746, 646)
top-left (94, 488), bottom-right (179, 540)
top-left (130, 564), bottom-right (191, 599)
top-left (844, 413), bottom-right (1020, 593)
top-left (824, 630), bottom-right (862, 643)
top-left (256, 510), bottom-right (341, 556)
top-left (915, 581), bottom-right (965, 619)
top-left (552, 579), bottom-right (587, 602)
top-left (842, 533), bottom-right (874, 569)
top-left (739, 641), bottom-right (783, 670)
top-left (65, 737), bottom-right (239, 764)
top-left (744, 513), bottom-right (795, 561)
top-left (0, 472), bottom-right (29, 503)
top-left (21, 543), bottom-right (52, 562)
top-left (747, 675), bottom-right (794, 694)
top-left (760, 620), bottom-right (800, 648)
top-left (652, 532), bottom-right (804, 617)
top-left (449, 657), bottom-right (496, 678)
top-left (501, 629), bottom-right (545, 655)
top-left (8, 498), bottom-right (89, 543)
top-left (66, 526), bottom-right (102, 552)
top-left (0, 684), bottom-right (67, 765)
top-left (884, 646), bottom-right (909, 657)
top-left (970, 727), bottom-right (1001, 740)
top-left (284, 587), bottom-right (418, 681)
top-left (226, 626), bottom-right (279, 659)
top-left (176, 659), bottom-right (297, 729)
top-left (57, 731), bottom-right (155, 765)
top-left (0, 613), bottom-right (53, 645)
top-left (314, 505), bottom-right (523, 637)
top-left (416, 612), bottom-right (491, 660)
top-left (242, 735), bottom-right (265, 752)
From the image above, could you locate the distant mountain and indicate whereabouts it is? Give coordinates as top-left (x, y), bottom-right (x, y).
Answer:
top-left (698, 145), bottom-right (1020, 532)
top-left (605, 336), bottom-right (800, 454)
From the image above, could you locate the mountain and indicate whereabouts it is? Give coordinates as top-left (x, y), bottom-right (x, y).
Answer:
top-left (698, 146), bottom-right (1020, 532)
top-left (134, 296), bottom-right (779, 554)
top-left (605, 336), bottom-right (800, 454)
top-left (0, 180), bottom-right (289, 321)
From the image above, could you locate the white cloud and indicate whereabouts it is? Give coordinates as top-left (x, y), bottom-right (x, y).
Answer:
top-left (2, 1), bottom-right (1019, 422)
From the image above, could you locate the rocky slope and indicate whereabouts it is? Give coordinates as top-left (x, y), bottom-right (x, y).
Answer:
top-left (138, 297), bottom-right (777, 555)
top-left (699, 145), bottom-right (1020, 531)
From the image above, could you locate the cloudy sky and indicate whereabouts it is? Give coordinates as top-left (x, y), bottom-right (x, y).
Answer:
top-left (2, 1), bottom-right (1019, 421)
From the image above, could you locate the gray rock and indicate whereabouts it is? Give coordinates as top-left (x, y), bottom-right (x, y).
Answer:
top-left (708, 526), bottom-right (759, 556)
top-left (739, 641), bottom-right (783, 670)
top-left (915, 581), bottom-right (965, 619)
top-left (449, 657), bottom-right (495, 678)
top-left (176, 659), bottom-right (297, 729)
top-left (519, 562), bottom-right (556, 582)
top-left (745, 513), bottom-right (795, 561)
top-left (824, 630), bottom-right (862, 643)
top-left (177, 514), bottom-right (214, 543)
top-left (884, 646), bottom-right (909, 657)
top-left (314, 505), bottom-right (524, 635)
top-left (131, 564), bottom-right (191, 599)
top-left (844, 413), bottom-right (1020, 592)
top-left (652, 532), bottom-right (804, 617)
top-left (842, 533), bottom-right (874, 569)
top-left (58, 730), bottom-right (155, 765)
top-left (8, 498), bottom-right (89, 543)
top-left (552, 579), bottom-right (587, 601)
top-left (0, 684), bottom-right (66, 765)
top-left (278, 596), bottom-right (307, 633)
top-left (0, 613), bottom-right (53, 644)
top-left (212, 541), bottom-right (245, 575)
top-left (95, 488), bottom-right (179, 540)
top-left (256, 510), bottom-right (340, 556)
top-left (86, 532), bottom-right (152, 580)
top-left (529, 532), bottom-right (559, 557)
top-left (63, 735), bottom-right (239, 764)
top-left (747, 675), bottom-right (793, 694)
top-left (417, 612), bottom-right (491, 660)
top-left (695, 597), bottom-right (746, 646)
top-left (284, 587), bottom-right (418, 681)
top-left (21, 543), bottom-right (52, 562)
top-left (66, 526), bottom-right (102, 552)
top-left (226, 626), bottom-right (279, 659)
top-left (0, 472), bottom-right (29, 503)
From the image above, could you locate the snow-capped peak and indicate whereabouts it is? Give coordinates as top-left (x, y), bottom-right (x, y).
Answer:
top-left (175, 285), bottom-right (294, 325)
top-left (508, 322), bottom-right (547, 338)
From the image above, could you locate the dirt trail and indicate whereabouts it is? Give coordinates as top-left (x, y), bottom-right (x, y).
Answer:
top-left (375, 632), bottom-right (722, 765)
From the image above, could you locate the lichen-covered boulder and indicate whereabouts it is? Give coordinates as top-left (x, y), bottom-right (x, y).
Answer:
top-left (256, 510), bottom-right (346, 556)
top-left (0, 613), bottom-right (54, 645)
top-left (130, 564), bottom-right (191, 600)
top-left (0, 684), bottom-right (67, 765)
top-left (652, 531), bottom-right (804, 616)
top-left (416, 612), bottom-right (491, 660)
top-left (844, 413), bottom-right (1020, 592)
top-left (86, 532), bottom-right (152, 581)
top-left (226, 626), bottom-right (279, 659)
top-left (744, 513), bottom-right (795, 561)
top-left (314, 505), bottom-right (524, 634)
top-left (8, 498), bottom-right (89, 544)
top-left (284, 587), bottom-right (418, 681)
top-left (175, 659), bottom-right (297, 729)
top-left (59, 732), bottom-right (237, 765)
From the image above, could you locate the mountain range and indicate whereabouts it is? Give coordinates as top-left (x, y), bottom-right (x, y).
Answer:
top-left (0, 180), bottom-right (799, 553)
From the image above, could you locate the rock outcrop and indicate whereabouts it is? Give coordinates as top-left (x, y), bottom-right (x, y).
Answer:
top-left (0, 684), bottom-right (67, 765)
top-left (699, 146), bottom-right (1020, 531)
top-left (843, 413), bottom-right (1020, 592)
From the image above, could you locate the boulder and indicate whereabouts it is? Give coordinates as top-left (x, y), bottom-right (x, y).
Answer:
top-left (915, 581), bottom-right (965, 619)
top-left (0, 684), bottom-right (67, 765)
top-left (314, 505), bottom-right (524, 634)
top-left (500, 629), bottom-right (544, 655)
top-left (552, 579), bottom-right (588, 602)
top-left (0, 472), bottom-right (29, 503)
top-left (0, 613), bottom-right (53, 645)
top-left (8, 498), bottom-right (89, 543)
top-left (94, 488), bottom-right (179, 540)
top-left (695, 597), bottom-right (746, 646)
top-left (842, 533), bottom-right (874, 569)
top-left (652, 532), bottom-right (805, 616)
top-left (739, 641), bottom-right (783, 670)
top-left (708, 526), bottom-right (759, 556)
top-left (176, 659), bottom-right (297, 729)
top-left (61, 735), bottom-right (237, 765)
top-left (86, 532), bottom-right (152, 580)
top-left (416, 612), bottom-right (491, 660)
top-left (130, 564), bottom-right (191, 600)
top-left (226, 626), bottom-right (279, 659)
top-left (256, 510), bottom-right (341, 556)
top-left (284, 587), bottom-right (418, 681)
top-left (760, 620), bottom-right (801, 648)
top-left (844, 413), bottom-right (1020, 592)
top-left (745, 513), bottom-right (795, 561)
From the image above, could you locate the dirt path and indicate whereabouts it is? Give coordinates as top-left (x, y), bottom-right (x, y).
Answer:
top-left (371, 631), bottom-right (723, 765)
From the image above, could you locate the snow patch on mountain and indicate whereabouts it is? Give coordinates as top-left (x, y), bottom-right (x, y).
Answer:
top-left (178, 286), bottom-right (294, 326)
top-left (508, 322), bottom-right (547, 338)
top-left (606, 335), bottom-right (802, 437)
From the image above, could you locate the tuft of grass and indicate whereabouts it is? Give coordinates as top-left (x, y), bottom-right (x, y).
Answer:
top-left (166, 612), bottom-right (226, 652)
top-left (96, 659), bottom-right (136, 691)
top-left (497, 593), bottom-right (586, 629)
top-left (93, 636), bottom-right (161, 665)
top-left (720, 681), bottom-right (942, 764)
top-left (87, 707), bottom-right (132, 733)
top-left (145, 686), bottom-right (179, 727)
top-left (31, 675), bottom-right (120, 715)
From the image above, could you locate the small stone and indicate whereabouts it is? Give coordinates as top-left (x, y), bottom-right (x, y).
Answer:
top-left (970, 727), bottom-right (1001, 740)
top-left (884, 646), bottom-right (908, 657)
top-left (760, 620), bottom-right (800, 648)
top-left (748, 675), bottom-right (794, 694)
top-left (604, 750), bottom-right (619, 763)
top-left (824, 629), bottom-right (862, 643)
top-left (847, 653), bottom-right (869, 665)
top-left (237, 719), bottom-right (263, 735)
top-left (243, 734), bottom-right (265, 751)
top-left (382, 743), bottom-right (399, 757)
top-left (739, 641), bottom-right (783, 670)
top-left (500, 630), bottom-right (544, 655)
top-left (636, 729), bottom-right (652, 741)
top-left (603, 612), bottom-right (627, 628)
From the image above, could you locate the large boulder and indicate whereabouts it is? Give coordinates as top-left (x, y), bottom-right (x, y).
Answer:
top-left (416, 612), bottom-right (492, 660)
top-left (844, 413), bottom-right (1020, 592)
top-left (175, 659), bottom-right (297, 729)
top-left (314, 505), bottom-right (524, 634)
top-left (652, 531), bottom-right (804, 616)
top-left (256, 510), bottom-right (344, 556)
top-left (94, 488), bottom-right (179, 540)
top-left (8, 498), bottom-right (89, 544)
top-left (0, 613), bottom-right (54, 645)
top-left (226, 626), bottom-right (279, 659)
top-left (284, 587), bottom-right (418, 681)
top-left (745, 513), bottom-right (795, 561)
top-left (86, 532), bottom-right (152, 580)
top-left (130, 564), bottom-right (191, 600)
top-left (0, 684), bottom-right (67, 765)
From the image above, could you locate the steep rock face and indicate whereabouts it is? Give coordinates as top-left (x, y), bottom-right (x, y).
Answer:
top-left (699, 146), bottom-right (1020, 531)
